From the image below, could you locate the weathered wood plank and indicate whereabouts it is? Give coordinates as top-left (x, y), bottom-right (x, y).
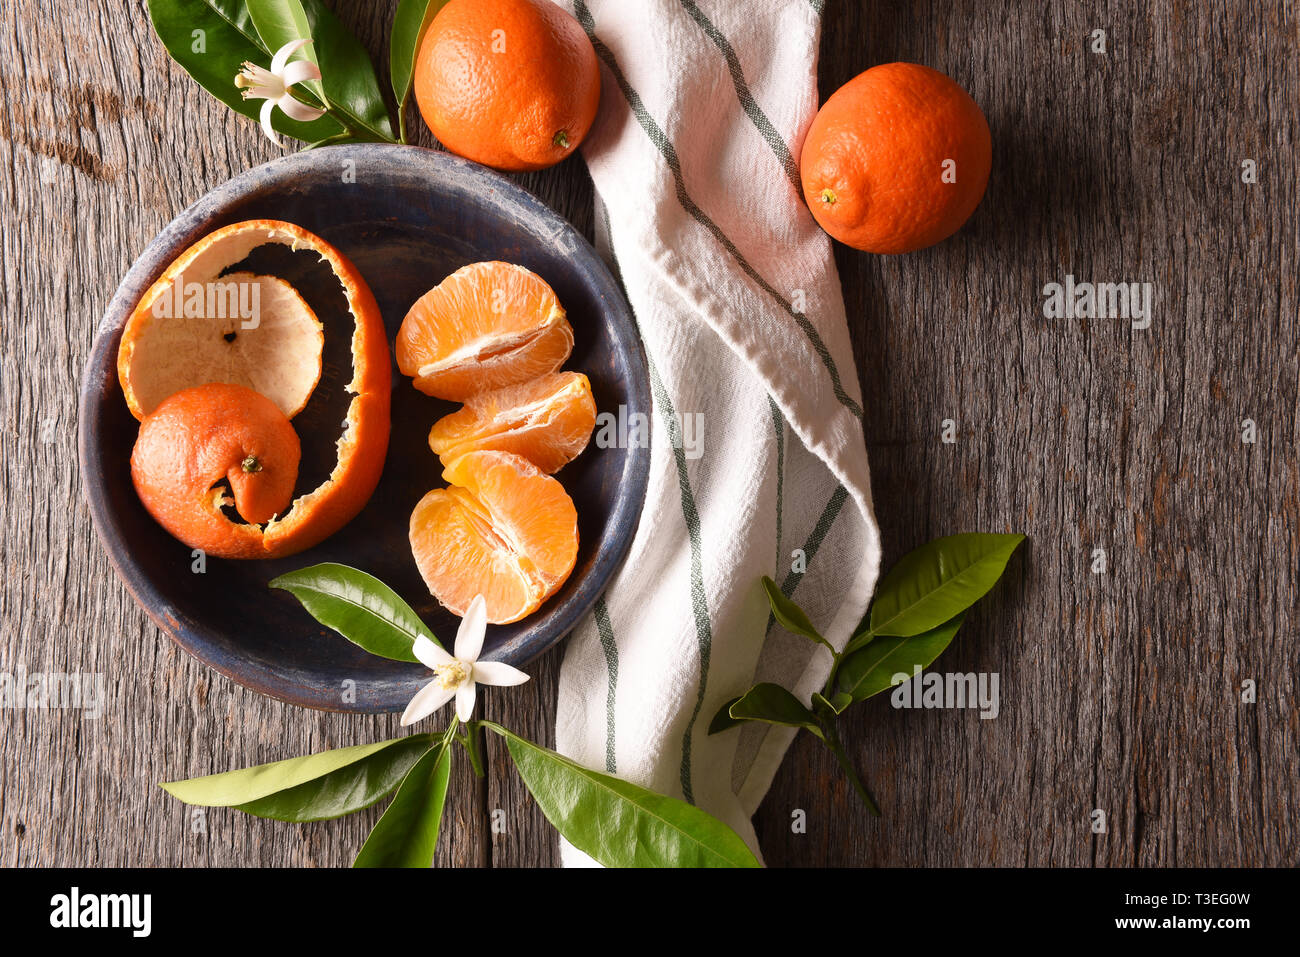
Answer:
top-left (754, 0), bottom-right (1298, 866)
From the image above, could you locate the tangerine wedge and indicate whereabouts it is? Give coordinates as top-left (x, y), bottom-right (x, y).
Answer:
top-left (409, 450), bottom-right (578, 623)
top-left (396, 262), bottom-right (573, 400)
top-left (428, 371), bottom-right (596, 473)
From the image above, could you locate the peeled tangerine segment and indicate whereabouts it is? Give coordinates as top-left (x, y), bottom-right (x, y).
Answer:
top-left (119, 270), bottom-right (323, 420)
top-left (428, 371), bottom-right (596, 473)
top-left (396, 261), bottom-right (573, 401)
top-left (409, 450), bottom-right (578, 624)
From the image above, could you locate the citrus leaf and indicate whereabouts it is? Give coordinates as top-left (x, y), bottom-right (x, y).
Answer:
top-left (389, 0), bottom-right (451, 142)
top-left (868, 533), bottom-right (1024, 637)
top-left (707, 695), bottom-right (745, 734)
top-left (729, 682), bottom-right (823, 738)
top-left (353, 742), bottom-right (451, 867)
top-left (269, 562), bottom-right (436, 662)
top-left (235, 734), bottom-right (435, 821)
top-left (838, 612), bottom-right (966, 703)
top-left (160, 735), bottom-right (431, 806)
top-left (145, 0), bottom-right (343, 144)
top-left (842, 625), bottom-right (874, 657)
top-left (300, 0), bottom-right (396, 141)
top-left (485, 723), bottom-right (761, 868)
top-left (812, 691), bottom-right (851, 715)
top-left (761, 576), bottom-right (824, 644)
top-left (247, 0), bottom-right (396, 142)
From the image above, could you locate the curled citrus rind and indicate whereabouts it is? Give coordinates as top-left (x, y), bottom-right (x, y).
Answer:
top-left (123, 220), bottom-right (391, 559)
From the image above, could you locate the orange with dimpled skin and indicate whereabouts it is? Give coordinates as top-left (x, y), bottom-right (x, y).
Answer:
top-left (413, 0), bottom-right (601, 172)
top-left (800, 63), bottom-right (991, 254)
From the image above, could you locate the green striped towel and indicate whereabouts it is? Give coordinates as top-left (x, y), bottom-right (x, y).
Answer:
top-left (556, 0), bottom-right (881, 865)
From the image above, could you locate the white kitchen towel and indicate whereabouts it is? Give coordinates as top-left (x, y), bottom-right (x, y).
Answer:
top-left (555, 0), bottom-right (882, 865)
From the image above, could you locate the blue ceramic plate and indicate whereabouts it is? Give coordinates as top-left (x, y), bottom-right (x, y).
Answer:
top-left (79, 145), bottom-right (649, 712)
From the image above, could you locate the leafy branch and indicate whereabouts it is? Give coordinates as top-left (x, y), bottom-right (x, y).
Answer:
top-left (146, 0), bottom-right (452, 147)
top-left (158, 535), bottom-right (1024, 864)
top-left (709, 533), bottom-right (1025, 816)
top-left (159, 564), bottom-right (761, 869)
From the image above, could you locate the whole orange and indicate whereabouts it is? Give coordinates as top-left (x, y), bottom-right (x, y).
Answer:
top-left (132, 383), bottom-right (302, 559)
top-left (800, 63), bottom-right (991, 254)
top-left (414, 0), bottom-right (601, 172)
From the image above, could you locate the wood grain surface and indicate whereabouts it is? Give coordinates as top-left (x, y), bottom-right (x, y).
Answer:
top-left (1, 0), bottom-right (1295, 868)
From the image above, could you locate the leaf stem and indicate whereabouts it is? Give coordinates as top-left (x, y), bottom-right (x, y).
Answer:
top-left (820, 646), bottom-right (844, 699)
top-left (459, 721), bottom-right (486, 778)
top-left (821, 720), bottom-right (880, 816)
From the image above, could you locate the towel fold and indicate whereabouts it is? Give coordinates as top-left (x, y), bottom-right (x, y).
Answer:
top-left (554, 0), bottom-right (881, 865)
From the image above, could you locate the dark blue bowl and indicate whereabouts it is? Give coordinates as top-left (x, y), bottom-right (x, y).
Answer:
top-left (78, 145), bottom-right (649, 712)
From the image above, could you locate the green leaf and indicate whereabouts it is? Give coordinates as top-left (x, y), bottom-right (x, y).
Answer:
top-left (248, 0), bottom-right (396, 142)
top-left (145, 0), bottom-right (343, 144)
top-left (235, 735), bottom-right (435, 821)
top-left (867, 533), bottom-right (1024, 638)
top-left (842, 626), bottom-right (874, 657)
top-left (838, 612), bottom-right (966, 703)
top-left (812, 691), bottom-right (851, 716)
top-left (390, 0), bottom-right (450, 142)
top-left (729, 683), bottom-right (823, 738)
top-left (707, 695), bottom-right (745, 735)
top-left (160, 735), bottom-right (431, 806)
top-left (761, 576), bottom-right (825, 644)
top-left (484, 723), bottom-right (761, 868)
top-left (300, 0), bottom-right (396, 141)
top-left (269, 562), bottom-right (436, 662)
top-left (353, 742), bottom-right (452, 868)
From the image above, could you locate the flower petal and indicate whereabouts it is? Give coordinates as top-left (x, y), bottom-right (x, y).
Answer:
top-left (453, 595), bottom-right (488, 662)
top-left (279, 60), bottom-right (322, 90)
top-left (276, 93), bottom-right (325, 122)
top-left (400, 679), bottom-right (456, 727)
top-left (258, 99), bottom-right (283, 147)
top-left (271, 37), bottom-right (313, 75)
top-left (472, 661), bottom-right (530, 687)
top-left (455, 681), bottom-right (477, 723)
top-left (412, 635), bottom-right (453, 671)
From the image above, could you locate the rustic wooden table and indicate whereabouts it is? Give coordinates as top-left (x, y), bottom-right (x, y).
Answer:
top-left (2, 0), bottom-right (1295, 867)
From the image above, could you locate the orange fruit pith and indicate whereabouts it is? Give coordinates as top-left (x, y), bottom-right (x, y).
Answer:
top-left (413, 0), bottom-right (601, 172)
top-left (132, 383), bottom-right (301, 559)
top-left (800, 62), bottom-right (991, 254)
top-left (409, 450), bottom-right (578, 624)
top-left (121, 220), bottom-right (392, 559)
top-left (429, 371), bottom-right (596, 473)
top-left (119, 271), bottom-right (322, 421)
top-left (396, 261), bottom-right (573, 401)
